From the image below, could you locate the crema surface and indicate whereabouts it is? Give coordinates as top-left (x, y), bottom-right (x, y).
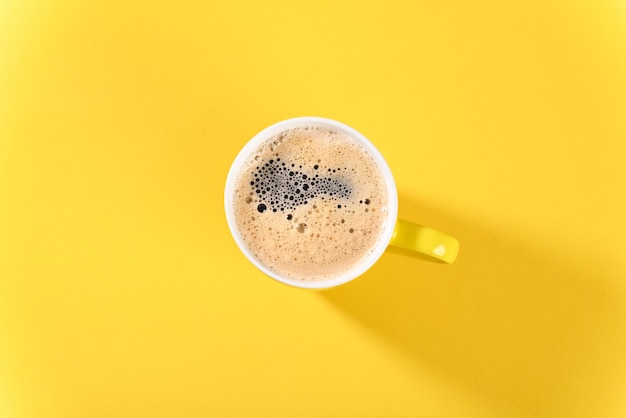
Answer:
top-left (232, 127), bottom-right (390, 281)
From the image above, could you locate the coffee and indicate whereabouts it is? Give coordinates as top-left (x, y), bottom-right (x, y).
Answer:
top-left (231, 125), bottom-right (391, 282)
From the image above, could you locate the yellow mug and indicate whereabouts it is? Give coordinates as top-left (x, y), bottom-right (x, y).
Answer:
top-left (225, 117), bottom-right (459, 289)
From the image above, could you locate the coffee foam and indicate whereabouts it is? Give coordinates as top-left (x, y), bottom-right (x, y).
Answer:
top-left (232, 126), bottom-right (389, 282)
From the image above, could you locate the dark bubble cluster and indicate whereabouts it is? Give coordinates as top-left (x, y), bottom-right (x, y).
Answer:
top-left (250, 157), bottom-right (352, 214)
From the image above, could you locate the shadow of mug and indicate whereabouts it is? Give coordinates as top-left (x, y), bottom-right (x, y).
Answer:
top-left (320, 194), bottom-right (625, 417)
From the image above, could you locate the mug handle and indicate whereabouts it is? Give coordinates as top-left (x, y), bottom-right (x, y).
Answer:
top-left (389, 219), bottom-right (459, 264)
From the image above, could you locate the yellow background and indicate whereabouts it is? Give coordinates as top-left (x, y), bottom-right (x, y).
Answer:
top-left (1, 0), bottom-right (625, 417)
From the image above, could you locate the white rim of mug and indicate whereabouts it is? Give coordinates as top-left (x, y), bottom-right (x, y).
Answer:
top-left (224, 116), bottom-right (399, 289)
